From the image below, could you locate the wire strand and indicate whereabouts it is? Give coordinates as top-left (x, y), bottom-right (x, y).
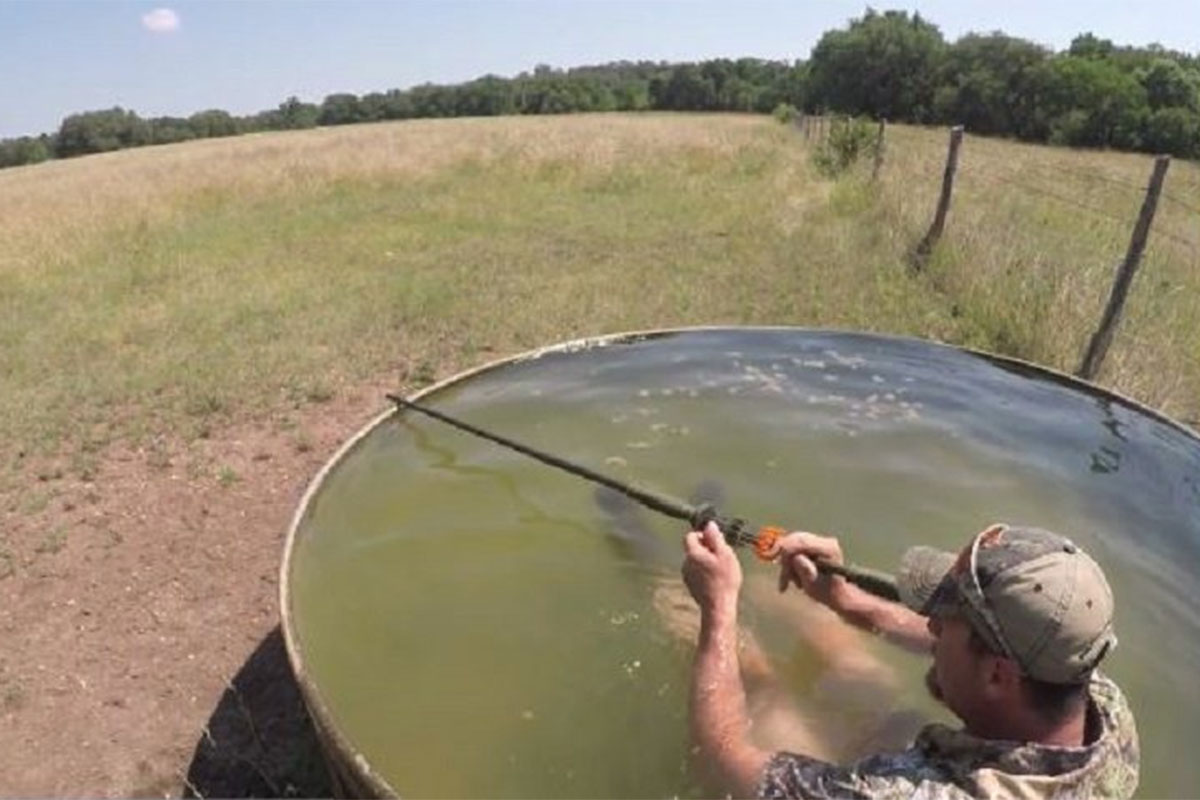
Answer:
top-left (1162, 192), bottom-right (1200, 217)
top-left (1036, 161), bottom-right (1146, 193)
top-left (1148, 224), bottom-right (1200, 255)
top-left (957, 165), bottom-right (1134, 227)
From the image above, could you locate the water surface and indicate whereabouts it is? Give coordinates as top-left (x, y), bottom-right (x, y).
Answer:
top-left (289, 329), bottom-right (1200, 798)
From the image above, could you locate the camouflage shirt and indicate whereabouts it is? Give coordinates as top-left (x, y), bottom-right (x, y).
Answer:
top-left (758, 672), bottom-right (1138, 799)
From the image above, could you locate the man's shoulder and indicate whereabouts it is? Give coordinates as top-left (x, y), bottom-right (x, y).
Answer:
top-left (758, 675), bottom-right (1139, 800)
top-left (1084, 671), bottom-right (1140, 796)
top-left (1091, 670), bottom-right (1134, 726)
top-left (758, 746), bottom-right (963, 800)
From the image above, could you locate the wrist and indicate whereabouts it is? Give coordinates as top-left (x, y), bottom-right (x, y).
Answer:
top-left (826, 577), bottom-right (865, 616)
top-left (700, 597), bottom-right (739, 633)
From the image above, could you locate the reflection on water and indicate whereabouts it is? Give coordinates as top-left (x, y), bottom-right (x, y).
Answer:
top-left (290, 329), bottom-right (1200, 798)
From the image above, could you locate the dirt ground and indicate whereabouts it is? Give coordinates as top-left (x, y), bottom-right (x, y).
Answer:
top-left (0, 382), bottom-right (402, 797)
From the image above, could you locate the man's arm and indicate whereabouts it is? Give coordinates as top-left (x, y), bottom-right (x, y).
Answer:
top-left (772, 532), bottom-right (934, 655)
top-left (683, 523), bottom-right (771, 797)
top-left (823, 580), bottom-right (933, 654)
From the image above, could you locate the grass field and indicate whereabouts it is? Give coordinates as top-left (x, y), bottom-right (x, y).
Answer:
top-left (2, 112), bottom-right (1199, 795)
top-left (2, 113), bottom-right (1197, 468)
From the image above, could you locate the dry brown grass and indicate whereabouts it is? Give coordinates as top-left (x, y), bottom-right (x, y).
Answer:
top-left (0, 115), bottom-right (767, 276)
top-left (1, 112), bottom-right (1197, 465)
top-left (875, 123), bottom-right (1200, 420)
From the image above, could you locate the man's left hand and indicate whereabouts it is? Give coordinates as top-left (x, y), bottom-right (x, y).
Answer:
top-left (682, 521), bottom-right (743, 622)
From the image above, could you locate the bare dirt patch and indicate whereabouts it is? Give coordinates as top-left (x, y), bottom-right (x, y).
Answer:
top-left (0, 380), bottom-right (400, 797)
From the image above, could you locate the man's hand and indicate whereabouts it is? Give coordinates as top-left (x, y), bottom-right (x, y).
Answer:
top-left (682, 521), bottom-right (743, 623)
top-left (769, 531), bottom-right (853, 611)
top-left (768, 531), bottom-right (936, 654)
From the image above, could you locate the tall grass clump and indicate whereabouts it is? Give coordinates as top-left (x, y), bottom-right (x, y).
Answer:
top-left (811, 117), bottom-right (879, 177)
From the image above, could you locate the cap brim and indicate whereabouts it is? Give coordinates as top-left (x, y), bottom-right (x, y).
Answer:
top-left (897, 546), bottom-right (957, 615)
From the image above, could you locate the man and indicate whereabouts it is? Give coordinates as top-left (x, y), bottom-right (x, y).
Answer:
top-left (681, 521), bottom-right (1139, 798)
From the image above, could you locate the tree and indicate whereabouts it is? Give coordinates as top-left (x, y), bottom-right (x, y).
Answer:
top-left (806, 10), bottom-right (947, 121)
top-left (1138, 58), bottom-right (1200, 110)
top-left (455, 76), bottom-right (515, 116)
top-left (358, 92), bottom-right (389, 122)
top-left (188, 109), bottom-right (239, 138)
top-left (275, 96), bottom-right (320, 130)
top-left (933, 33), bottom-right (1050, 135)
top-left (319, 93), bottom-right (365, 125)
top-left (147, 116), bottom-right (195, 145)
top-left (408, 84), bottom-right (457, 117)
top-left (652, 65), bottom-right (717, 110)
top-left (0, 136), bottom-right (51, 168)
top-left (1142, 106), bottom-right (1200, 157)
top-left (612, 80), bottom-right (651, 111)
top-left (1031, 57), bottom-right (1148, 148)
top-left (55, 107), bottom-right (150, 157)
top-left (1068, 33), bottom-right (1115, 60)
top-left (379, 89), bottom-right (415, 120)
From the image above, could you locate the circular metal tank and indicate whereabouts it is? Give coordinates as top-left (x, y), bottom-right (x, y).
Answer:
top-left (280, 327), bottom-right (1200, 798)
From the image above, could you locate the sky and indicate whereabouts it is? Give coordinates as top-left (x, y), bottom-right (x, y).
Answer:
top-left (2, 0), bottom-right (1199, 139)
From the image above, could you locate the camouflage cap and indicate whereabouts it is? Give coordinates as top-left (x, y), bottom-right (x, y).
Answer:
top-left (897, 524), bottom-right (1118, 684)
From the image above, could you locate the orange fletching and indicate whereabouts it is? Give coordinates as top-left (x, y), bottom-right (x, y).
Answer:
top-left (753, 526), bottom-right (785, 560)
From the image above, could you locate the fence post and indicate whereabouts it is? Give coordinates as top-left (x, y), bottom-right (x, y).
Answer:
top-left (871, 118), bottom-right (886, 182)
top-left (1077, 155), bottom-right (1171, 381)
top-left (912, 125), bottom-right (964, 270)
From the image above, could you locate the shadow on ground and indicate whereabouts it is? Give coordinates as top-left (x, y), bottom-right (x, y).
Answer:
top-left (182, 626), bottom-right (333, 798)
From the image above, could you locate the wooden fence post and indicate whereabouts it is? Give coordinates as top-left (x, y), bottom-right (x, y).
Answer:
top-left (912, 125), bottom-right (964, 270)
top-left (871, 119), bottom-right (886, 182)
top-left (1077, 155), bottom-right (1172, 381)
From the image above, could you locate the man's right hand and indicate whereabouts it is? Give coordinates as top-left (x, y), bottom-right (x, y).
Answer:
top-left (769, 531), bottom-right (853, 611)
top-left (769, 531), bottom-right (937, 654)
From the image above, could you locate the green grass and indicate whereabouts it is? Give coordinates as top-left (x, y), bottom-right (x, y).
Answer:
top-left (0, 113), bottom-right (1197, 463)
top-left (217, 465), bottom-right (241, 487)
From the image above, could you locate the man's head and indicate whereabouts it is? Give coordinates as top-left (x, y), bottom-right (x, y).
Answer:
top-left (898, 524), bottom-right (1117, 730)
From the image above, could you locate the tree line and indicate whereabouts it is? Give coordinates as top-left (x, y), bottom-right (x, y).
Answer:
top-left (3, 9), bottom-right (1198, 170)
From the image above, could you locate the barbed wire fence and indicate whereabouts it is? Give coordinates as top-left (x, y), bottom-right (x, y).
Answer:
top-left (793, 112), bottom-right (1199, 391)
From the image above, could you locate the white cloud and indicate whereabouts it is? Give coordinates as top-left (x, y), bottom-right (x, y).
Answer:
top-left (141, 8), bottom-right (180, 33)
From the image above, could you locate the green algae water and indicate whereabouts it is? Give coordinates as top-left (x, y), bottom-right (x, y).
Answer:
top-left (286, 329), bottom-right (1200, 798)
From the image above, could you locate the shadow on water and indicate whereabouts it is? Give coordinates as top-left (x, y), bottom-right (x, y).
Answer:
top-left (182, 627), bottom-right (333, 799)
top-left (978, 355), bottom-right (1131, 476)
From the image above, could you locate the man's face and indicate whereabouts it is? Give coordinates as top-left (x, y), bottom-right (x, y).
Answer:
top-left (925, 611), bottom-right (991, 722)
